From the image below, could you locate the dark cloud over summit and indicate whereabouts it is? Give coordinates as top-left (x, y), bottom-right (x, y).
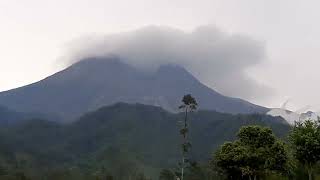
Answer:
top-left (64, 25), bottom-right (272, 101)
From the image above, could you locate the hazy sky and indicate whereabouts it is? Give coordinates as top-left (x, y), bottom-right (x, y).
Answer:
top-left (0, 0), bottom-right (319, 111)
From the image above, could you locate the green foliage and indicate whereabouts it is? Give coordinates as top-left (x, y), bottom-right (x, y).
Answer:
top-left (185, 162), bottom-right (216, 180)
top-left (214, 125), bottom-right (289, 179)
top-left (179, 94), bottom-right (198, 111)
top-left (289, 119), bottom-right (320, 179)
top-left (0, 164), bottom-right (8, 176)
top-left (159, 169), bottom-right (176, 180)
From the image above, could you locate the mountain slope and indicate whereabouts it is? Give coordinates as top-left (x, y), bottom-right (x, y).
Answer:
top-left (0, 105), bottom-right (49, 125)
top-left (0, 57), bottom-right (268, 121)
top-left (0, 106), bottom-right (25, 125)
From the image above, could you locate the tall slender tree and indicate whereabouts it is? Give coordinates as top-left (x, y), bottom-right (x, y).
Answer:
top-left (178, 94), bottom-right (198, 180)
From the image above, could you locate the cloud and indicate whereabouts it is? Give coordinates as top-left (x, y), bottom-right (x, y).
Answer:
top-left (62, 25), bottom-right (272, 101)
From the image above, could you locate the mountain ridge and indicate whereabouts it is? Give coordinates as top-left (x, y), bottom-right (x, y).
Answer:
top-left (0, 57), bottom-right (268, 122)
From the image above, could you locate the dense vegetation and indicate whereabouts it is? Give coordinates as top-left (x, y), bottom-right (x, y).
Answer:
top-left (213, 119), bottom-right (320, 180)
top-left (0, 102), bottom-right (289, 179)
top-left (214, 126), bottom-right (289, 180)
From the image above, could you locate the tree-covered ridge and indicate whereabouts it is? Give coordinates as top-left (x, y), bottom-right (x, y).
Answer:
top-left (0, 105), bottom-right (57, 125)
top-left (0, 103), bottom-right (289, 179)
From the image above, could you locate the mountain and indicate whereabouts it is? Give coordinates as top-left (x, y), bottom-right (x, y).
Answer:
top-left (0, 57), bottom-right (268, 121)
top-left (0, 103), bottom-right (288, 179)
top-left (0, 105), bottom-right (24, 125)
top-left (0, 105), bottom-right (47, 125)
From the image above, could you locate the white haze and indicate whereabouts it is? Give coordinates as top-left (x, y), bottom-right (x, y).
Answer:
top-left (64, 25), bottom-right (272, 101)
top-left (268, 100), bottom-right (320, 125)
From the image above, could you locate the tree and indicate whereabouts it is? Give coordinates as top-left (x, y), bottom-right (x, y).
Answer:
top-left (214, 125), bottom-right (289, 180)
top-left (159, 169), bottom-right (176, 180)
top-left (0, 164), bottom-right (8, 176)
top-left (105, 174), bottom-right (114, 180)
top-left (289, 119), bottom-right (320, 180)
top-left (179, 94), bottom-right (198, 180)
top-left (185, 161), bottom-right (207, 180)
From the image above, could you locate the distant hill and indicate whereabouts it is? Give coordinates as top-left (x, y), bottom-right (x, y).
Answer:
top-left (0, 105), bottom-right (48, 125)
top-left (0, 103), bottom-right (288, 178)
top-left (0, 57), bottom-right (268, 122)
top-left (65, 103), bottom-right (287, 165)
top-left (0, 106), bottom-right (21, 124)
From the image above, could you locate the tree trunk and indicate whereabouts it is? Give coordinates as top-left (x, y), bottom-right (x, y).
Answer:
top-left (181, 156), bottom-right (184, 180)
top-left (184, 107), bottom-right (188, 139)
top-left (308, 170), bottom-right (312, 180)
top-left (308, 166), bottom-right (313, 180)
top-left (181, 107), bottom-right (188, 180)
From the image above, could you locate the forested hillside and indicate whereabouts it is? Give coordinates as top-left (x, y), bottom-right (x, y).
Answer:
top-left (0, 103), bottom-right (289, 179)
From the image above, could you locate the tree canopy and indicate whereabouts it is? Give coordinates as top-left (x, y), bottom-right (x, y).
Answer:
top-left (289, 119), bottom-right (320, 180)
top-left (214, 125), bottom-right (289, 180)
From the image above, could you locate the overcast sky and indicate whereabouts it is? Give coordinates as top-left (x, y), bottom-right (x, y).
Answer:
top-left (0, 0), bottom-right (319, 111)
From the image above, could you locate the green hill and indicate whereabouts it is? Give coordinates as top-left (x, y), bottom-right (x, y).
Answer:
top-left (0, 103), bottom-right (289, 179)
